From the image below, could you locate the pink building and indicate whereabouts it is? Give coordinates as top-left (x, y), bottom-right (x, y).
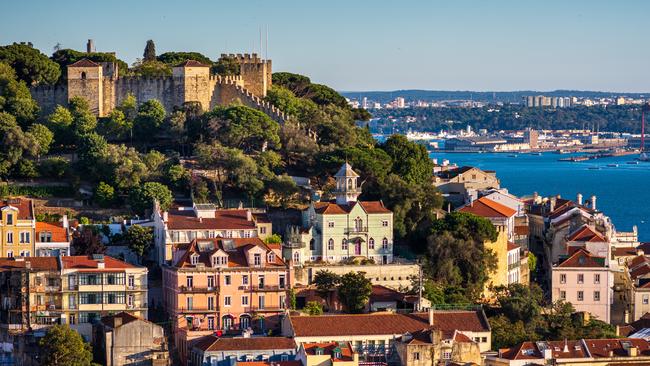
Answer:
top-left (162, 237), bottom-right (291, 364)
top-left (551, 248), bottom-right (613, 323)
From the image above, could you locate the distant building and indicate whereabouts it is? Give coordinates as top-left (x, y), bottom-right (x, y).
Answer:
top-left (35, 219), bottom-right (71, 257)
top-left (298, 342), bottom-right (358, 366)
top-left (524, 128), bottom-right (539, 149)
top-left (1, 198), bottom-right (35, 258)
top-left (394, 328), bottom-right (482, 366)
top-left (190, 336), bottom-right (297, 366)
top-left (433, 166), bottom-right (500, 206)
top-left (97, 312), bottom-right (169, 366)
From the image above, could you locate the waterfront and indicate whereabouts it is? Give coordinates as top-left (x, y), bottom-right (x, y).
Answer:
top-left (430, 151), bottom-right (650, 241)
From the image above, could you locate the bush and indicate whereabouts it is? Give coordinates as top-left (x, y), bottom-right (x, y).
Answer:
top-left (94, 182), bottom-right (115, 208)
top-left (303, 301), bottom-right (323, 315)
top-left (38, 157), bottom-right (69, 178)
top-left (129, 182), bottom-right (173, 214)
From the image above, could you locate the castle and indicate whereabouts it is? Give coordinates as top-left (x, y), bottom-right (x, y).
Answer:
top-left (30, 46), bottom-right (286, 122)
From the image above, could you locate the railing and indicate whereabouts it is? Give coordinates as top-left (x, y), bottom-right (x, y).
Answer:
top-left (508, 263), bottom-right (519, 271)
top-left (431, 304), bottom-right (483, 311)
top-left (248, 306), bottom-right (284, 312)
top-left (345, 227), bottom-right (369, 234)
top-left (282, 241), bottom-right (305, 249)
top-left (179, 286), bottom-right (217, 293)
top-left (250, 285), bottom-right (286, 292)
top-left (178, 307), bottom-right (218, 313)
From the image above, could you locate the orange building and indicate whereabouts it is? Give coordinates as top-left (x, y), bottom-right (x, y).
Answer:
top-left (162, 237), bottom-right (292, 363)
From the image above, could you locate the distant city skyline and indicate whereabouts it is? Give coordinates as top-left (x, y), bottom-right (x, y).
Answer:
top-left (3, 0), bottom-right (650, 92)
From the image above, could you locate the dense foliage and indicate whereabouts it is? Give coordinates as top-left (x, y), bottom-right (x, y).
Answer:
top-left (0, 43), bottom-right (61, 85)
top-left (51, 48), bottom-right (129, 80)
top-left (371, 104), bottom-right (647, 133)
top-left (38, 324), bottom-right (97, 366)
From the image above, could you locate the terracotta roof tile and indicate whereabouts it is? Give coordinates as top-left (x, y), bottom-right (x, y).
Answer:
top-left (313, 201), bottom-right (391, 215)
top-left (1, 198), bottom-right (34, 220)
top-left (303, 342), bottom-right (355, 361)
top-left (193, 336), bottom-right (296, 352)
top-left (175, 238), bottom-right (287, 269)
top-left (584, 338), bottom-right (650, 357)
top-left (36, 221), bottom-right (68, 242)
top-left (100, 311), bottom-right (141, 328)
top-left (556, 248), bottom-right (606, 268)
top-left (458, 197), bottom-right (516, 218)
top-left (60, 255), bottom-right (138, 270)
top-left (567, 225), bottom-right (606, 243)
top-left (0, 257), bottom-right (58, 271)
top-left (507, 242), bottom-right (520, 252)
top-left (166, 208), bottom-right (257, 230)
top-left (176, 60), bottom-right (210, 67)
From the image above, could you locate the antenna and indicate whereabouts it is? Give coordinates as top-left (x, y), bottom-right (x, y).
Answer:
top-left (265, 25), bottom-right (269, 60)
top-left (259, 26), bottom-right (262, 56)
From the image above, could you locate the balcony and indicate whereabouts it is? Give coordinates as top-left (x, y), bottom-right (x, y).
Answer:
top-left (282, 240), bottom-right (305, 249)
top-left (345, 227), bottom-right (369, 235)
top-left (250, 285), bottom-right (286, 292)
top-left (179, 286), bottom-right (217, 293)
top-left (508, 263), bottom-right (519, 271)
top-left (248, 306), bottom-right (285, 312)
top-left (178, 307), bottom-right (218, 314)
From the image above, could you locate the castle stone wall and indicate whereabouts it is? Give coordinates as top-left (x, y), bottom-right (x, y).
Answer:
top-left (114, 77), bottom-right (177, 113)
top-left (30, 84), bottom-right (68, 115)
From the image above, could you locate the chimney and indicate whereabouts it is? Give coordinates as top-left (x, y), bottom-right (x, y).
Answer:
top-left (629, 346), bottom-right (638, 357)
top-left (590, 195), bottom-right (597, 210)
top-left (86, 39), bottom-right (95, 53)
top-left (563, 339), bottom-right (569, 353)
top-left (576, 193), bottom-right (583, 205)
top-left (62, 215), bottom-right (69, 229)
top-left (199, 217), bottom-right (203, 223)
top-left (543, 348), bottom-right (552, 360)
top-left (97, 260), bottom-right (105, 269)
top-left (162, 211), bottom-right (168, 222)
top-left (550, 197), bottom-right (557, 212)
top-left (246, 210), bottom-right (252, 221)
top-left (428, 308), bottom-right (434, 326)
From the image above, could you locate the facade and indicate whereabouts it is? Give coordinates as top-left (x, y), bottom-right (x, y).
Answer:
top-left (293, 262), bottom-right (420, 290)
top-left (0, 198), bottom-right (35, 258)
top-left (30, 54), bottom-right (283, 120)
top-left (394, 329), bottom-right (481, 366)
top-left (486, 338), bottom-right (650, 365)
top-left (298, 342), bottom-right (358, 366)
top-left (153, 202), bottom-right (272, 265)
top-left (97, 312), bottom-right (170, 366)
top-left (507, 242), bottom-right (521, 285)
top-left (551, 249), bottom-right (613, 323)
top-left (162, 237), bottom-right (291, 364)
top-left (282, 309), bottom-right (492, 356)
top-left (433, 166), bottom-right (500, 206)
top-left (0, 255), bottom-right (148, 340)
top-left (284, 163), bottom-right (394, 265)
top-left (35, 219), bottom-right (71, 257)
top-left (190, 336), bottom-right (296, 366)
top-left (628, 254), bottom-right (650, 321)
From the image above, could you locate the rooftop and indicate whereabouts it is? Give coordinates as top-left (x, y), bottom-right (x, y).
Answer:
top-left (458, 197), bottom-right (517, 218)
top-left (175, 237), bottom-right (286, 269)
top-left (193, 336), bottom-right (296, 352)
top-left (0, 198), bottom-right (34, 220)
top-left (312, 200), bottom-right (391, 215)
top-left (556, 248), bottom-right (606, 268)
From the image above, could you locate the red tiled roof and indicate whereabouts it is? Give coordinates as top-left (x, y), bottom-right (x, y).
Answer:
top-left (453, 331), bottom-right (473, 343)
top-left (0, 257), bottom-right (58, 271)
top-left (556, 248), bottom-right (606, 268)
top-left (175, 238), bottom-right (287, 269)
top-left (303, 342), bottom-right (354, 361)
top-left (1, 198), bottom-right (34, 220)
top-left (289, 310), bottom-right (489, 338)
top-left (435, 166), bottom-right (476, 179)
top-left (458, 197), bottom-right (516, 218)
top-left (500, 340), bottom-right (588, 360)
top-left (176, 60), bottom-right (210, 67)
top-left (69, 58), bottom-right (100, 67)
top-left (166, 209), bottom-right (257, 230)
top-left (60, 255), bottom-right (138, 270)
top-left (613, 247), bottom-right (638, 257)
top-left (567, 225), bottom-right (606, 243)
top-left (36, 221), bottom-right (68, 242)
top-left (507, 242), bottom-right (520, 252)
top-left (313, 201), bottom-right (391, 215)
top-left (370, 285), bottom-right (405, 302)
top-left (192, 335), bottom-right (296, 352)
top-left (584, 338), bottom-right (650, 357)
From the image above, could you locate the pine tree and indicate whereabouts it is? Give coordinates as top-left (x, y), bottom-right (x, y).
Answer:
top-left (143, 40), bottom-right (156, 62)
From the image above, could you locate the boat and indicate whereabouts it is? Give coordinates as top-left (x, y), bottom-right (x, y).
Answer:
top-left (606, 164), bottom-right (619, 167)
top-left (532, 152), bottom-right (543, 156)
top-left (588, 166), bottom-right (601, 170)
top-left (627, 161), bottom-right (640, 165)
top-left (508, 154), bottom-right (518, 158)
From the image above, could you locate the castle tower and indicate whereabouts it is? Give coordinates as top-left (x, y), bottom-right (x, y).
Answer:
top-left (334, 162), bottom-right (361, 205)
top-left (222, 53), bottom-right (272, 97)
top-left (67, 59), bottom-right (104, 116)
top-left (172, 60), bottom-right (212, 111)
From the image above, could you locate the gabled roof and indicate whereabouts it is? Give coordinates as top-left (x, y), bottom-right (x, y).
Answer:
top-left (584, 338), bottom-right (650, 357)
top-left (175, 238), bottom-right (287, 269)
top-left (175, 60), bottom-right (210, 67)
top-left (458, 197), bottom-right (516, 218)
top-left (499, 340), bottom-right (587, 360)
top-left (69, 58), bottom-right (100, 67)
top-left (60, 255), bottom-right (138, 270)
top-left (166, 208), bottom-right (257, 230)
top-left (193, 336), bottom-right (296, 352)
top-left (567, 225), bottom-right (606, 243)
top-left (334, 163), bottom-right (359, 178)
top-left (436, 166), bottom-right (476, 179)
top-left (100, 311), bottom-right (141, 328)
top-left (507, 242), bottom-right (520, 252)
top-left (303, 342), bottom-right (355, 361)
top-left (36, 221), bottom-right (69, 243)
top-left (312, 200), bottom-right (391, 215)
top-left (556, 248), bottom-right (606, 268)
top-left (0, 257), bottom-right (58, 272)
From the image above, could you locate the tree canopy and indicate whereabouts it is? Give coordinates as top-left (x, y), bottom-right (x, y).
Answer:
top-left (337, 271), bottom-right (372, 313)
top-left (0, 43), bottom-right (60, 85)
top-left (157, 51), bottom-right (213, 66)
top-left (38, 324), bottom-right (96, 366)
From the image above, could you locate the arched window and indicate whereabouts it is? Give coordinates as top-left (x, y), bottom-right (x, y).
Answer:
top-left (355, 217), bottom-right (363, 231)
top-left (382, 237), bottom-right (389, 249)
top-left (240, 315), bottom-right (251, 330)
top-left (342, 239), bottom-right (348, 250)
top-left (327, 238), bottom-right (334, 251)
top-left (347, 178), bottom-right (353, 189)
top-left (309, 238), bottom-right (315, 250)
top-left (293, 252), bottom-right (300, 263)
top-left (268, 252), bottom-right (275, 263)
top-left (368, 238), bottom-right (375, 249)
top-left (81, 71), bottom-right (87, 80)
top-left (222, 315), bottom-right (233, 330)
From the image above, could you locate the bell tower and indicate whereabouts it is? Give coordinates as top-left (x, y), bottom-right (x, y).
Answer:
top-left (334, 162), bottom-right (361, 205)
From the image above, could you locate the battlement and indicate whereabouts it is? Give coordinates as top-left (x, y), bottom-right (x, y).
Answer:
top-left (221, 53), bottom-right (269, 64)
top-left (210, 74), bottom-right (244, 85)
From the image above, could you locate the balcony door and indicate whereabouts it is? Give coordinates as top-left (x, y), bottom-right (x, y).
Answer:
top-left (355, 240), bottom-right (361, 255)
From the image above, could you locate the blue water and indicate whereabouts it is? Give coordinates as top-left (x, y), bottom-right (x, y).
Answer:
top-left (429, 151), bottom-right (650, 242)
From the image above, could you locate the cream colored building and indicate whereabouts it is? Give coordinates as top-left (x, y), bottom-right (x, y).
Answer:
top-left (394, 329), bottom-right (481, 366)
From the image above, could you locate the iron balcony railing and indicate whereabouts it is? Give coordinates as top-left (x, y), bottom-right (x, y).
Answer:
top-left (179, 286), bottom-right (218, 293)
top-left (345, 227), bottom-right (369, 234)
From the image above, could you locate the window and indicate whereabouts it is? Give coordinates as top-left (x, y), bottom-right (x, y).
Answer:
top-left (224, 275), bottom-right (231, 285)
top-left (481, 337), bottom-right (487, 343)
top-left (268, 252), bottom-right (275, 263)
top-left (594, 274), bottom-right (600, 284)
top-left (6, 232), bottom-right (13, 244)
top-left (342, 239), bottom-right (348, 250)
top-left (40, 232), bottom-right (52, 242)
top-left (644, 295), bottom-right (649, 305)
top-left (208, 297), bottom-right (215, 310)
top-left (327, 239), bottom-right (334, 250)
top-left (104, 292), bottom-right (125, 304)
top-left (382, 220), bottom-right (389, 227)
top-left (242, 275), bottom-right (249, 286)
top-left (260, 226), bottom-right (267, 234)
top-left (6, 213), bottom-right (14, 225)
top-left (280, 295), bottom-right (286, 309)
top-left (19, 231), bottom-right (30, 243)
top-left (79, 274), bottom-right (99, 285)
top-left (186, 297), bottom-right (193, 310)
top-left (253, 253), bottom-right (262, 266)
top-left (413, 352), bottom-right (420, 361)
top-left (594, 291), bottom-right (600, 302)
top-left (382, 238), bottom-right (389, 249)
top-left (190, 254), bottom-right (199, 265)
top-left (369, 238), bottom-right (375, 249)
top-left (68, 294), bottom-right (76, 309)
top-left (242, 295), bottom-right (249, 306)
top-left (328, 221), bottom-right (335, 228)
top-left (577, 274), bottom-right (584, 284)
top-left (6, 250), bottom-right (12, 258)
top-left (560, 291), bottom-right (566, 300)
top-left (258, 295), bottom-right (265, 309)
top-left (212, 256), bottom-right (227, 267)
top-left (309, 239), bottom-right (315, 250)
top-left (208, 317), bottom-right (215, 330)
top-left (186, 276), bottom-right (194, 288)
top-left (293, 252), bottom-right (300, 263)
top-left (577, 291), bottom-right (584, 301)
top-left (442, 351), bottom-right (451, 360)
top-left (127, 275), bottom-right (135, 288)
top-left (224, 296), bottom-right (231, 307)
top-left (258, 275), bottom-right (265, 289)
top-left (105, 273), bottom-right (125, 285)
top-left (81, 71), bottom-right (87, 79)
top-left (560, 273), bottom-right (566, 284)
top-left (80, 293), bottom-right (101, 304)
top-left (244, 231), bottom-right (251, 238)
top-left (207, 276), bottom-right (215, 288)
top-left (20, 251), bottom-right (30, 257)
top-left (127, 294), bottom-right (134, 308)
top-left (279, 274), bottom-right (286, 289)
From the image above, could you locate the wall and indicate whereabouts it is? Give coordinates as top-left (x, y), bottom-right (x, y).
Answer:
top-left (30, 84), bottom-right (68, 115)
top-left (107, 319), bottom-right (167, 366)
top-left (295, 263), bottom-right (419, 290)
top-left (551, 267), bottom-right (612, 323)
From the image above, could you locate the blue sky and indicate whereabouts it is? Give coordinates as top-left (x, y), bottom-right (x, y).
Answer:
top-left (3, 0), bottom-right (649, 92)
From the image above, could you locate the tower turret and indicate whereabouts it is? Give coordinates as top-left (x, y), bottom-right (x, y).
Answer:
top-left (334, 162), bottom-right (361, 205)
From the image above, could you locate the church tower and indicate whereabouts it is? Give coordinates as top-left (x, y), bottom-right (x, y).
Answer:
top-left (334, 162), bottom-right (361, 205)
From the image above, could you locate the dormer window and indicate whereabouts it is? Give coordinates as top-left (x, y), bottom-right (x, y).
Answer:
top-left (190, 254), bottom-right (199, 265)
top-left (315, 348), bottom-right (324, 356)
top-left (268, 252), bottom-right (275, 263)
top-left (254, 253), bottom-right (262, 267)
top-left (212, 255), bottom-right (228, 267)
top-left (6, 213), bottom-right (13, 225)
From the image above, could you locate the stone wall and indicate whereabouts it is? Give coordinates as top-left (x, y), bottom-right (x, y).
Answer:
top-left (30, 84), bottom-right (68, 115)
top-left (295, 262), bottom-right (420, 290)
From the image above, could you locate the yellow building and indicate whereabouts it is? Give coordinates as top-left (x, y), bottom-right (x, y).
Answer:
top-left (297, 342), bottom-right (358, 366)
top-left (0, 198), bottom-right (36, 258)
top-left (0, 254), bottom-right (148, 341)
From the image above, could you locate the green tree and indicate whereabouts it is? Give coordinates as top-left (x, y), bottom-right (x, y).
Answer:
top-left (134, 99), bottom-right (166, 141)
top-left (213, 55), bottom-right (240, 75)
top-left (94, 182), bottom-right (115, 207)
top-left (27, 123), bottom-right (54, 157)
top-left (0, 43), bottom-right (61, 85)
top-left (124, 225), bottom-right (153, 257)
top-left (489, 315), bottom-right (531, 351)
top-left (157, 52), bottom-right (213, 66)
top-left (38, 324), bottom-right (95, 366)
top-left (129, 182), bottom-right (173, 214)
top-left (267, 174), bottom-right (299, 208)
top-left (206, 105), bottom-right (280, 153)
top-left (493, 283), bottom-right (544, 323)
top-left (38, 157), bottom-right (69, 178)
top-left (51, 48), bottom-right (129, 80)
top-left (303, 301), bottom-right (324, 315)
top-left (264, 234), bottom-right (282, 244)
top-left (528, 251), bottom-right (538, 274)
top-left (46, 105), bottom-right (75, 146)
top-left (337, 271), bottom-right (372, 313)
top-left (143, 40), bottom-right (156, 62)
top-left (99, 109), bottom-right (131, 140)
top-left (313, 270), bottom-right (340, 310)
top-left (69, 97), bottom-right (97, 135)
top-left (165, 164), bottom-right (190, 191)
top-left (0, 112), bottom-right (35, 177)
top-left (0, 62), bottom-right (39, 124)
top-left (381, 134), bottom-right (433, 185)
top-left (131, 60), bottom-right (172, 77)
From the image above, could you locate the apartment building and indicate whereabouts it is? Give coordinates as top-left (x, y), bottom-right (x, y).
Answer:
top-left (153, 202), bottom-right (272, 265)
top-left (0, 198), bottom-right (35, 258)
top-left (162, 237), bottom-right (291, 364)
top-left (35, 219), bottom-right (71, 257)
top-left (0, 254), bottom-right (148, 340)
top-left (284, 163), bottom-right (394, 265)
top-left (190, 336), bottom-right (297, 366)
top-left (551, 248), bottom-right (613, 323)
